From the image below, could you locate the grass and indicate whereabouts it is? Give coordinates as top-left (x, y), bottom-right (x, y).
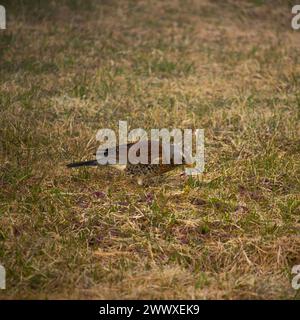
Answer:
top-left (0, 0), bottom-right (300, 299)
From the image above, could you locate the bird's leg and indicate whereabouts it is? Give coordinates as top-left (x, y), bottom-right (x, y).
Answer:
top-left (179, 170), bottom-right (191, 185)
top-left (137, 177), bottom-right (144, 186)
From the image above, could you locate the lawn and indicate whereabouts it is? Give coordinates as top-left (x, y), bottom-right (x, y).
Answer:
top-left (0, 0), bottom-right (299, 299)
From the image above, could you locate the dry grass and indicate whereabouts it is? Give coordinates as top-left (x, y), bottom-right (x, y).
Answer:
top-left (0, 0), bottom-right (300, 299)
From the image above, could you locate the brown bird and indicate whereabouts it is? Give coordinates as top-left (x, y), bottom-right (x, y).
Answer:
top-left (67, 140), bottom-right (187, 185)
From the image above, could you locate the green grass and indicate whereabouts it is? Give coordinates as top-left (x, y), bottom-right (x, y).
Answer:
top-left (0, 0), bottom-right (299, 299)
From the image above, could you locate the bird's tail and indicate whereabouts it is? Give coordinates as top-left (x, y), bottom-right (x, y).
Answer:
top-left (66, 159), bottom-right (98, 168)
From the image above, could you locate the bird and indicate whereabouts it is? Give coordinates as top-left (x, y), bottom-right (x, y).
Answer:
top-left (66, 140), bottom-right (187, 185)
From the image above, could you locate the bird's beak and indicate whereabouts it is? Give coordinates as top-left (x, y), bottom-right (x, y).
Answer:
top-left (184, 163), bottom-right (195, 168)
